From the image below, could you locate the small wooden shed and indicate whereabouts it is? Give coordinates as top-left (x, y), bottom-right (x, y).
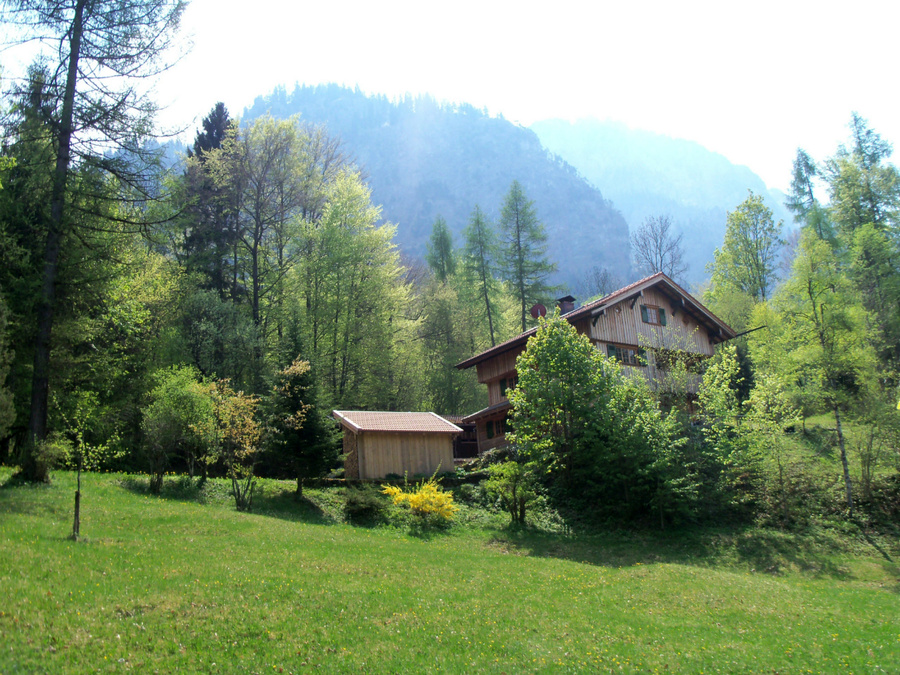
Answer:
top-left (333, 411), bottom-right (461, 480)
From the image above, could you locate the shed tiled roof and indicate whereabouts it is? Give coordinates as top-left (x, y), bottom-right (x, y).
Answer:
top-left (332, 410), bottom-right (462, 434)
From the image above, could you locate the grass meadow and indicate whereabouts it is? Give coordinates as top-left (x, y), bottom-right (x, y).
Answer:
top-left (1, 468), bottom-right (897, 674)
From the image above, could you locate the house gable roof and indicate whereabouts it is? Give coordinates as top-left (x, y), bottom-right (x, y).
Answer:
top-left (455, 272), bottom-right (736, 370)
top-left (332, 410), bottom-right (462, 434)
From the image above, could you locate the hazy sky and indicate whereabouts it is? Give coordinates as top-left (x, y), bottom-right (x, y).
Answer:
top-left (11, 0), bottom-right (900, 193)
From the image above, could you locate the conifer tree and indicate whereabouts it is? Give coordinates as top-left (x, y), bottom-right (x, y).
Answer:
top-left (497, 181), bottom-right (556, 333)
top-left (425, 215), bottom-right (456, 282)
top-left (462, 205), bottom-right (500, 346)
top-left (2, 0), bottom-right (185, 481)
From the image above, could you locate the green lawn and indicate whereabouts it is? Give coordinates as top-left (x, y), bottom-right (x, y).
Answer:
top-left (1, 470), bottom-right (897, 674)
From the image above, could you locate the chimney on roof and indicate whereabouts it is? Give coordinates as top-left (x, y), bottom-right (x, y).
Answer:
top-left (556, 295), bottom-right (576, 314)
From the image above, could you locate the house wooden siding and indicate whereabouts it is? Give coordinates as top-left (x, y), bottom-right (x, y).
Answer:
top-left (585, 287), bottom-right (715, 357)
top-left (477, 423), bottom-right (509, 452)
top-left (456, 273), bottom-right (736, 454)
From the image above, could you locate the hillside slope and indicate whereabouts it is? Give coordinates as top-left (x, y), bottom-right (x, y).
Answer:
top-left (243, 85), bottom-right (632, 291)
top-left (531, 119), bottom-right (791, 284)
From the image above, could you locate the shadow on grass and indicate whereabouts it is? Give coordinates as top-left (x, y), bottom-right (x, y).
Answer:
top-left (0, 472), bottom-right (63, 517)
top-left (251, 488), bottom-right (333, 525)
top-left (117, 475), bottom-right (339, 526)
top-left (486, 524), bottom-right (864, 580)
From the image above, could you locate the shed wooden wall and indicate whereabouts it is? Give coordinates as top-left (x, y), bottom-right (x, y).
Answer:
top-left (343, 432), bottom-right (359, 480)
top-left (587, 287), bottom-right (714, 356)
top-left (357, 432), bottom-right (455, 480)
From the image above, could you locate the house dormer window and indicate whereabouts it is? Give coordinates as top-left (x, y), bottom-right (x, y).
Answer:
top-left (640, 304), bottom-right (667, 326)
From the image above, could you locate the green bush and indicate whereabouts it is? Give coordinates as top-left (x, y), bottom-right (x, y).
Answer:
top-left (344, 484), bottom-right (389, 524)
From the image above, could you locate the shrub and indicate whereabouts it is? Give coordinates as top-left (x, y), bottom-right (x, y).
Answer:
top-left (344, 484), bottom-right (389, 524)
top-left (382, 476), bottom-right (457, 527)
top-left (484, 461), bottom-right (538, 526)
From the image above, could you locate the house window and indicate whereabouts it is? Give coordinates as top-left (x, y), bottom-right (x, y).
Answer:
top-left (640, 304), bottom-right (667, 326)
top-left (486, 420), bottom-right (495, 439)
top-left (606, 343), bottom-right (647, 367)
top-left (499, 374), bottom-right (518, 398)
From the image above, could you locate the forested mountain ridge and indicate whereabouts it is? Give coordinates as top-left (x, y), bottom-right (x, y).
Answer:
top-left (242, 85), bottom-right (631, 290)
top-left (531, 118), bottom-right (791, 284)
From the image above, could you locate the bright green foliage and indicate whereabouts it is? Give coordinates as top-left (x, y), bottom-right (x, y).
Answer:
top-left (765, 232), bottom-right (875, 411)
top-left (200, 380), bottom-right (261, 511)
top-left (847, 223), bottom-right (900, 366)
top-left (140, 365), bottom-right (215, 493)
top-left (425, 215), bottom-right (456, 281)
top-left (298, 171), bottom-right (410, 409)
top-left (750, 231), bottom-right (878, 516)
top-left (509, 312), bottom-right (695, 524)
top-left (206, 115), bottom-right (306, 328)
top-left (485, 460), bottom-right (538, 525)
top-left (262, 357), bottom-right (337, 497)
top-left (707, 191), bottom-right (782, 305)
top-left (418, 277), bottom-right (483, 415)
top-left (498, 180), bottom-right (556, 333)
top-left (507, 311), bottom-right (606, 478)
top-left (742, 373), bottom-right (803, 526)
top-left (698, 345), bottom-right (746, 465)
top-left (382, 476), bottom-right (457, 525)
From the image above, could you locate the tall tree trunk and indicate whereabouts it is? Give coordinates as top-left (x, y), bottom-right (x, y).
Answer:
top-left (833, 405), bottom-right (854, 518)
top-left (24, 0), bottom-right (86, 482)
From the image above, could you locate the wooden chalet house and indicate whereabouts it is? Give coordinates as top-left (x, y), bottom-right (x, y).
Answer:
top-left (455, 272), bottom-right (737, 453)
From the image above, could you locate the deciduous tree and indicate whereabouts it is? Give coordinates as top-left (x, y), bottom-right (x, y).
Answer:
top-left (707, 191), bottom-right (782, 305)
top-left (630, 215), bottom-right (687, 281)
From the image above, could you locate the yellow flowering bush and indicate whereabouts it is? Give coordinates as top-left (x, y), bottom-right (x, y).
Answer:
top-left (382, 477), bottom-right (457, 524)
